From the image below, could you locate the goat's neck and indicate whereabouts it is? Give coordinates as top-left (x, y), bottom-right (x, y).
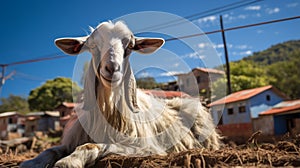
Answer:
top-left (97, 63), bottom-right (138, 132)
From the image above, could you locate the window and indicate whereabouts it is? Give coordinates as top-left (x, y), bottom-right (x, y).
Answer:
top-left (197, 76), bottom-right (201, 83)
top-left (227, 108), bottom-right (234, 115)
top-left (266, 95), bottom-right (271, 101)
top-left (61, 111), bottom-right (65, 117)
top-left (8, 118), bottom-right (13, 124)
top-left (239, 106), bottom-right (246, 113)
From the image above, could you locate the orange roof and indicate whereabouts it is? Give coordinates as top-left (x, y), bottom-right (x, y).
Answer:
top-left (260, 99), bottom-right (300, 115)
top-left (26, 116), bottom-right (38, 121)
top-left (193, 68), bottom-right (225, 75)
top-left (143, 90), bottom-right (190, 99)
top-left (175, 68), bottom-right (225, 76)
top-left (209, 85), bottom-right (285, 107)
top-left (62, 102), bottom-right (76, 108)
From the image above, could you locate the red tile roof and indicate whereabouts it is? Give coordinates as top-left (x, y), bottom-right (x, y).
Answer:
top-left (142, 90), bottom-right (190, 99)
top-left (62, 102), bottom-right (76, 108)
top-left (193, 68), bottom-right (225, 75)
top-left (209, 85), bottom-right (286, 107)
top-left (176, 67), bottom-right (225, 76)
top-left (260, 99), bottom-right (300, 115)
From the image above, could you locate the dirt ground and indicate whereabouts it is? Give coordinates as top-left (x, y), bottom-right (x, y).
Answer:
top-left (1, 134), bottom-right (299, 168)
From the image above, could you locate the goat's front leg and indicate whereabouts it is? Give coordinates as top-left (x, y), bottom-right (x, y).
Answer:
top-left (54, 143), bottom-right (137, 168)
top-left (54, 143), bottom-right (107, 168)
top-left (20, 145), bottom-right (68, 168)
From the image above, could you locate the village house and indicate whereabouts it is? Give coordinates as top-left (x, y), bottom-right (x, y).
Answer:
top-left (177, 68), bottom-right (225, 97)
top-left (253, 99), bottom-right (300, 136)
top-left (209, 85), bottom-right (288, 138)
top-left (0, 112), bottom-right (25, 140)
top-left (142, 89), bottom-right (190, 99)
top-left (25, 111), bottom-right (60, 136)
top-left (161, 81), bottom-right (179, 91)
top-left (55, 102), bottom-right (76, 127)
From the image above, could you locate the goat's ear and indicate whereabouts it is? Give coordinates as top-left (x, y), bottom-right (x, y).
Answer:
top-left (55, 36), bottom-right (88, 55)
top-left (133, 38), bottom-right (165, 54)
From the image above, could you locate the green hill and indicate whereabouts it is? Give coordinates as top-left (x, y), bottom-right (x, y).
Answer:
top-left (213, 40), bottom-right (300, 100)
top-left (243, 40), bottom-right (300, 65)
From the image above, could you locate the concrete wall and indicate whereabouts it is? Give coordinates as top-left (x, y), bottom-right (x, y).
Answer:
top-left (210, 104), bottom-right (224, 125)
top-left (295, 118), bottom-right (300, 134)
top-left (223, 101), bottom-right (252, 124)
top-left (178, 73), bottom-right (198, 96)
top-left (0, 118), bottom-right (8, 139)
top-left (211, 100), bottom-right (252, 125)
top-left (217, 123), bottom-right (253, 138)
top-left (178, 70), bottom-right (223, 97)
top-left (38, 116), bottom-right (60, 131)
top-left (250, 90), bottom-right (284, 118)
top-left (252, 115), bottom-right (274, 135)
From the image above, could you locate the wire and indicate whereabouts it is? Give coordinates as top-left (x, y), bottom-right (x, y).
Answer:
top-left (15, 71), bottom-right (46, 82)
top-left (135, 0), bottom-right (264, 32)
top-left (165, 15), bottom-right (300, 42)
top-left (0, 54), bottom-right (69, 67)
top-left (0, 15), bottom-right (299, 68)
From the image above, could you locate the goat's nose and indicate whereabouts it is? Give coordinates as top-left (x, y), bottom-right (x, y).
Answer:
top-left (105, 61), bottom-right (120, 75)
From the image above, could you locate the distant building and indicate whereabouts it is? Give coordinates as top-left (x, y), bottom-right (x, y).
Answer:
top-left (55, 102), bottom-right (76, 117)
top-left (177, 68), bottom-right (225, 97)
top-left (0, 112), bottom-right (25, 140)
top-left (143, 90), bottom-right (190, 99)
top-left (55, 102), bottom-right (76, 127)
top-left (25, 111), bottom-right (60, 136)
top-left (209, 85), bottom-right (287, 138)
top-left (254, 99), bottom-right (300, 135)
top-left (161, 81), bottom-right (179, 91)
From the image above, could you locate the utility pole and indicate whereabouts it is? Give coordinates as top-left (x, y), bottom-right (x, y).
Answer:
top-left (0, 65), bottom-right (7, 88)
top-left (219, 15), bottom-right (232, 94)
top-left (0, 55), bottom-right (66, 92)
top-left (0, 65), bottom-right (15, 91)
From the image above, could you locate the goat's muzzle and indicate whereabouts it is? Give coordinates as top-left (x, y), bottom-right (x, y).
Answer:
top-left (105, 61), bottom-right (120, 76)
top-left (100, 61), bottom-right (123, 87)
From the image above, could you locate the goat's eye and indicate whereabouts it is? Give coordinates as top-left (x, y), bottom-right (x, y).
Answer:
top-left (128, 42), bottom-right (134, 49)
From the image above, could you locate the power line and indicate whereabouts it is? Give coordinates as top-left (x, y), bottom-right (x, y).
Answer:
top-left (136, 0), bottom-right (264, 32)
top-left (0, 15), bottom-right (298, 69)
top-left (0, 54), bottom-right (69, 91)
top-left (165, 15), bottom-right (300, 42)
top-left (0, 15), bottom-right (298, 68)
top-left (15, 71), bottom-right (46, 82)
top-left (0, 54), bottom-right (68, 67)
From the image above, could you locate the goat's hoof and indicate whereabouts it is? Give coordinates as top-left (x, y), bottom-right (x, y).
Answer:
top-left (54, 157), bottom-right (83, 168)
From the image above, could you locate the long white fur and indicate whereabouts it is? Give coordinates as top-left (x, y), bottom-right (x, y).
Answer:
top-left (20, 21), bottom-right (220, 168)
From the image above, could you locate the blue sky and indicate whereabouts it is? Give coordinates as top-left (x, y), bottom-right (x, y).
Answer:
top-left (0, 0), bottom-right (299, 98)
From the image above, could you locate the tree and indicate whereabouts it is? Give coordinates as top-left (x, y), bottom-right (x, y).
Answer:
top-left (0, 94), bottom-right (30, 114)
top-left (28, 77), bottom-right (82, 111)
top-left (136, 77), bottom-right (162, 89)
top-left (243, 40), bottom-right (300, 65)
top-left (212, 60), bottom-right (273, 100)
top-left (212, 40), bottom-right (300, 100)
top-left (267, 52), bottom-right (300, 99)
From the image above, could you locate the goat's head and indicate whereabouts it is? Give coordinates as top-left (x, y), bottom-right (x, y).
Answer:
top-left (55, 21), bottom-right (164, 88)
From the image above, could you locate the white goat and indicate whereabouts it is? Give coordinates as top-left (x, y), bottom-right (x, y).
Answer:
top-left (21, 21), bottom-right (220, 168)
